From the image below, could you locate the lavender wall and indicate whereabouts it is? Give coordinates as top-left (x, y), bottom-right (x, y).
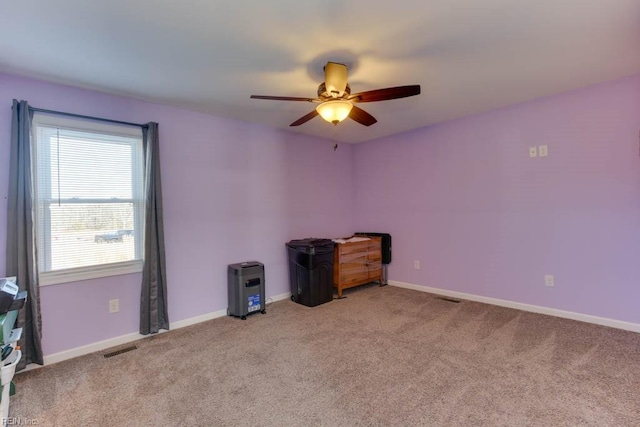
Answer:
top-left (0, 73), bottom-right (355, 355)
top-left (2, 71), bottom-right (638, 357)
top-left (353, 74), bottom-right (640, 324)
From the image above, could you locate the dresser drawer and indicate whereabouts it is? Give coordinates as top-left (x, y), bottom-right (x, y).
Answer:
top-left (367, 264), bottom-right (382, 280)
top-left (338, 240), bottom-right (370, 255)
top-left (340, 268), bottom-right (368, 285)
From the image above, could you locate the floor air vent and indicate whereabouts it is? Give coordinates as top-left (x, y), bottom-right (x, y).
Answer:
top-left (436, 297), bottom-right (461, 304)
top-left (103, 345), bottom-right (138, 358)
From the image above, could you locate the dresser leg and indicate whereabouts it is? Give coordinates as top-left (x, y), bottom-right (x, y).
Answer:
top-left (379, 265), bottom-right (388, 286)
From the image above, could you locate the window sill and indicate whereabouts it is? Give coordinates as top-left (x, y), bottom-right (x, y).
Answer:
top-left (39, 260), bottom-right (143, 286)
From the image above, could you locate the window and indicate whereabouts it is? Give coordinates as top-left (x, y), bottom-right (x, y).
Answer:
top-left (32, 114), bottom-right (144, 285)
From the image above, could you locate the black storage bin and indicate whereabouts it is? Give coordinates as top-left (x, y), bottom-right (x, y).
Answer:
top-left (286, 238), bottom-right (335, 307)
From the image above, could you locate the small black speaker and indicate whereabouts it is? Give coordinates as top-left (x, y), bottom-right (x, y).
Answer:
top-left (355, 232), bottom-right (392, 264)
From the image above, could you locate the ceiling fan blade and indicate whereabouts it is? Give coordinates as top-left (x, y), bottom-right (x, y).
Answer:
top-left (349, 105), bottom-right (377, 126)
top-left (290, 110), bottom-right (319, 126)
top-left (349, 85), bottom-right (421, 103)
top-left (324, 62), bottom-right (348, 97)
top-left (250, 95), bottom-right (318, 102)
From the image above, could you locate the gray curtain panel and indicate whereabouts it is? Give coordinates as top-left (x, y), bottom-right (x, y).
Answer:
top-left (6, 100), bottom-right (44, 368)
top-left (140, 122), bottom-right (169, 334)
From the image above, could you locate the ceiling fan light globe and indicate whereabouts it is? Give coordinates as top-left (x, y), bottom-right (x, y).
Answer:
top-left (316, 100), bottom-right (353, 124)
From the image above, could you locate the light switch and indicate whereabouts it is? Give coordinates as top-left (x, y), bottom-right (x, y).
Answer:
top-left (538, 145), bottom-right (548, 157)
top-left (109, 299), bottom-right (120, 313)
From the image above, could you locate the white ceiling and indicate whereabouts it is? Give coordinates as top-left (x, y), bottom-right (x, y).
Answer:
top-left (1, 1), bottom-right (639, 143)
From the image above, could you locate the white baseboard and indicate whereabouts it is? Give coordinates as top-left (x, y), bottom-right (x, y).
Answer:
top-left (26, 292), bottom-right (292, 370)
top-left (389, 280), bottom-right (640, 333)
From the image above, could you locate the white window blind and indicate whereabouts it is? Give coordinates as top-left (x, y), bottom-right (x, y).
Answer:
top-left (32, 114), bottom-right (144, 284)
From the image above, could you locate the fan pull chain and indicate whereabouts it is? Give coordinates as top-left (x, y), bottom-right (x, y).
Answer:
top-left (331, 125), bottom-right (339, 151)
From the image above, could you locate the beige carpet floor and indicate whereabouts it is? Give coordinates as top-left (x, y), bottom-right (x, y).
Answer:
top-left (10, 284), bottom-right (640, 426)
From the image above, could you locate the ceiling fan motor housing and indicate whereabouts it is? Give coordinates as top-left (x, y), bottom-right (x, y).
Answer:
top-left (324, 62), bottom-right (349, 97)
top-left (317, 82), bottom-right (350, 100)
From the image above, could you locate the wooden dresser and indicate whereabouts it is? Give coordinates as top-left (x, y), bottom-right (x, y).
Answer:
top-left (333, 237), bottom-right (383, 298)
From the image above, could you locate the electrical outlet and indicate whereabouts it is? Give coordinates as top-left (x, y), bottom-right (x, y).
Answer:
top-left (538, 145), bottom-right (548, 157)
top-left (109, 299), bottom-right (120, 313)
top-left (529, 147), bottom-right (538, 158)
top-left (414, 260), bottom-right (420, 270)
top-left (544, 275), bottom-right (555, 287)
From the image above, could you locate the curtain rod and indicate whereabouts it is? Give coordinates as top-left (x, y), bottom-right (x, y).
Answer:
top-left (24, 106), bottom-right (147, 129)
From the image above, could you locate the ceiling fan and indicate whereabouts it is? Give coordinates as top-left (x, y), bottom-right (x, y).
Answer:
top-left (250, 62), bottom-right (421, 127)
